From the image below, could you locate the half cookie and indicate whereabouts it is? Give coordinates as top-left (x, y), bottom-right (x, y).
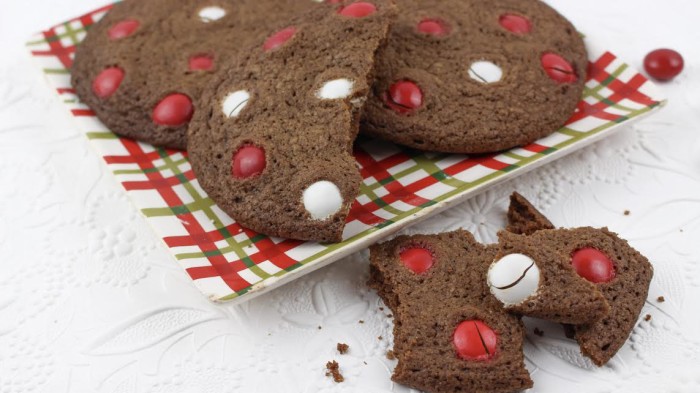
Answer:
top-left (188, 1), bottom-right (396, 242)
top-left (505, 194), bottom-right (654, 366)
top-left (361, 0), bottom-right (588, 153)
top-left (72, 0), bottom-right (315, 149)
top-left (489, 230), bottom-right (610, 325)
top-left (369, 231), bottom-right (534, 393)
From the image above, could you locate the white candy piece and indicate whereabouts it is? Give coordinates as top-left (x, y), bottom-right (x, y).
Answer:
top-left (222, 90), bottom-right (250, 118)
top-left (198, 6), bottom-right (226, 23)
top-left (303, 181), bottom-right (343, 220)
top-left (317, 78), bottom-right (354, 100)
top-left (468, 60), bottom-right (503, 84)
top-left (487, 253), bottom-right (540, 306)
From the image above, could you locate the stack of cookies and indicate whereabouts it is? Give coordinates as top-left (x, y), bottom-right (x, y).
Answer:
top-left (72, 0), bottom-right (588, 243)
top-left (369, 193), bottom-right (653, 392)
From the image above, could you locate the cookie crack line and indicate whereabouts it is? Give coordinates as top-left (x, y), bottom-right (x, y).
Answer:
top-left (548, 66), bottom-right (576, 75)
top-left (469, 68), bottom-right (489, 84)
top-left (474, 321), bottom-right (491, 356)
top-left (491, 260), bottom-right (536, 290)
top-left (228, 99), bottom-right (249, 117)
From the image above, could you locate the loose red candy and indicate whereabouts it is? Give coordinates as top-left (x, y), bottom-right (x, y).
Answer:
top-left (338, 2), bottom-right (377, 18)
top-left (417, 19), bottom-right (449, 37)
top-left (263, 27), bottom-right (297, 52)
top-left (92, 67), bottom-right (124, 98)
top-left (108, 19), bottom-right (140, 40)
top-left (399, 247), bottom-right (433, 274)
top-left (571, 248), bottom-right (616, 283)
top-left (499, 14), bottom-right (531, 35)
top-left (386, 80), bottom-right (423, 114)
top-left (232, 145), bottom-right (266, 179)
top-left (152, 94), bottom-right (194, 127)
top-left (453, 320), bottom-right (497, 361)
top-left (189, 54), bottom-right (214, 71)
top-left (644, 49), bottom-right (684, 81)
top-left (541, 53), bottom-right (577, 83)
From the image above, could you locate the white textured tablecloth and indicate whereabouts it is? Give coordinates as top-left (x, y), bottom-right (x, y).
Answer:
top-left (1, 1), bottom-right (699, 392)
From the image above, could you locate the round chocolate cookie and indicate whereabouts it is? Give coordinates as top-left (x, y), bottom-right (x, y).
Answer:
top-left (187, 1), bottom-right (396, 242)
top-left (72, 0), bottom-right (316, 150)
top-left (361, 0), bottom-right (588, 153)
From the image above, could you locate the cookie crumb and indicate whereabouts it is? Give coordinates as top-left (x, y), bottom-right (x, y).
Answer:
top-left (387, 314), bottom-right (393, 318)
top-left (337, 343), bottom-right (349, 354)
top-left (534, 328), bottom-right (544, 337)
top-left (358, 320), bottom-right (364, 324)
top-left (657, 296), bottom-right (665, 303)
top-left (378, 336), bottom-right (383, 341)
top-left (624, 210), bottom-right (630, 216)
top-left (644, 314), bottom-right (652, 321)
top-left (379, 307), bottom-right (384, 311)
top-left (325, 361), bottom-right (344, 383)
top-left (386, 350), bottom-right (396, 360)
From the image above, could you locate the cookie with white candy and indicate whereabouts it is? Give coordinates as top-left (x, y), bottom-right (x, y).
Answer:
top-left (188, 0), bottom-right (396, 242)
top-left (368, 231), bottom-right (534, 393)
top-left (361, 0), bottom-right (588, 153)
top-left (489, 230), bottom-right (611, 325)
top-left (72, 0), bottom-right (317, 150)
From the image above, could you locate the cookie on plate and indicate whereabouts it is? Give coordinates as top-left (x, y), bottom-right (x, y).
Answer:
top-left (187, 1), bottom-right (397, 242)
top-left (72, 0), bottom-right (315, 150)
top-left (361, 0), bottom-right (588, 153)
top-left (369, 231), bottom-right (534, 393)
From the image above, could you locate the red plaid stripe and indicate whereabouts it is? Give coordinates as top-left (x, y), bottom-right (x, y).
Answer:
top-left (109, 139), bottom-right (250, 292)
top-left (568, 53), bottom-right (655, 124)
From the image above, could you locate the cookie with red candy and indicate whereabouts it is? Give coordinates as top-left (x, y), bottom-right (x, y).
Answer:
top-left (369, 231), bottom-right (534, 393)
top-left (361, 0), bottom-right (588, 153)
top-left (505, 193), bottom-right (654, 366)
top-left (368, 193), bottom-right (654, 391)
top-left (72, 0), bottom-right (316, 150)
top-left (187, 0), bottom-right (397, 242)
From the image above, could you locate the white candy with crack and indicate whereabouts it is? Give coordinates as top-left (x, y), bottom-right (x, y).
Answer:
top-left (222, 90), bottom-right (250, 118)
top-left (468, 60), bottom-right (503, 84)
top-left (303, 181), bottom-right (343, 220)
top-left (487, 253), bottom-right (540, 306)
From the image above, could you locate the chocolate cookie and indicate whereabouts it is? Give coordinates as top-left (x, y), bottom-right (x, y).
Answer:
top-left (506, 191), bottom-right (555, 235)
top-left (369, 231), bottom-right (534, 393)
top-left (72, 0), bottom-right (315, 150)
top-left (361, 0), bottom-right (588, 153)
top-left (187, 1), bottom-right (396, 242)
top-left (504, 194), bottom-right (654, 366)
top-left (557, 228), bottom-right (654, 366)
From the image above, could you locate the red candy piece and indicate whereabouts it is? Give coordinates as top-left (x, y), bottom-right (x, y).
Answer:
top-left (232, 145), bottom-right (266, 179)
top-left (417, 18), bottom-right (449, 37)
top-left (189, 54), bottom-right (214, 71)
top-left (541, 53), bottom-right (577, 83)
top-left (453, 320), bottom-right (497, 361)
top-left (385, 80), bottom-right (423, 114)
top-left (644, 49), bottom-right (684, 81)
top-left (499, 14), bottom-right (531, 35)
top-left (92, 67), bottom-right (124, 98)
top-left (399, 247), bottom-right (433, 274)
top-left (571, 248), bottom-right (616, 283)
top-left (263, 27), bottom-right (297, 52)
top-left (152, 94), bottom-right (194, 127)
top-left (108, 19), bottom-right (140, 40)
top-left (338, 2), bottom-right (377, 18)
